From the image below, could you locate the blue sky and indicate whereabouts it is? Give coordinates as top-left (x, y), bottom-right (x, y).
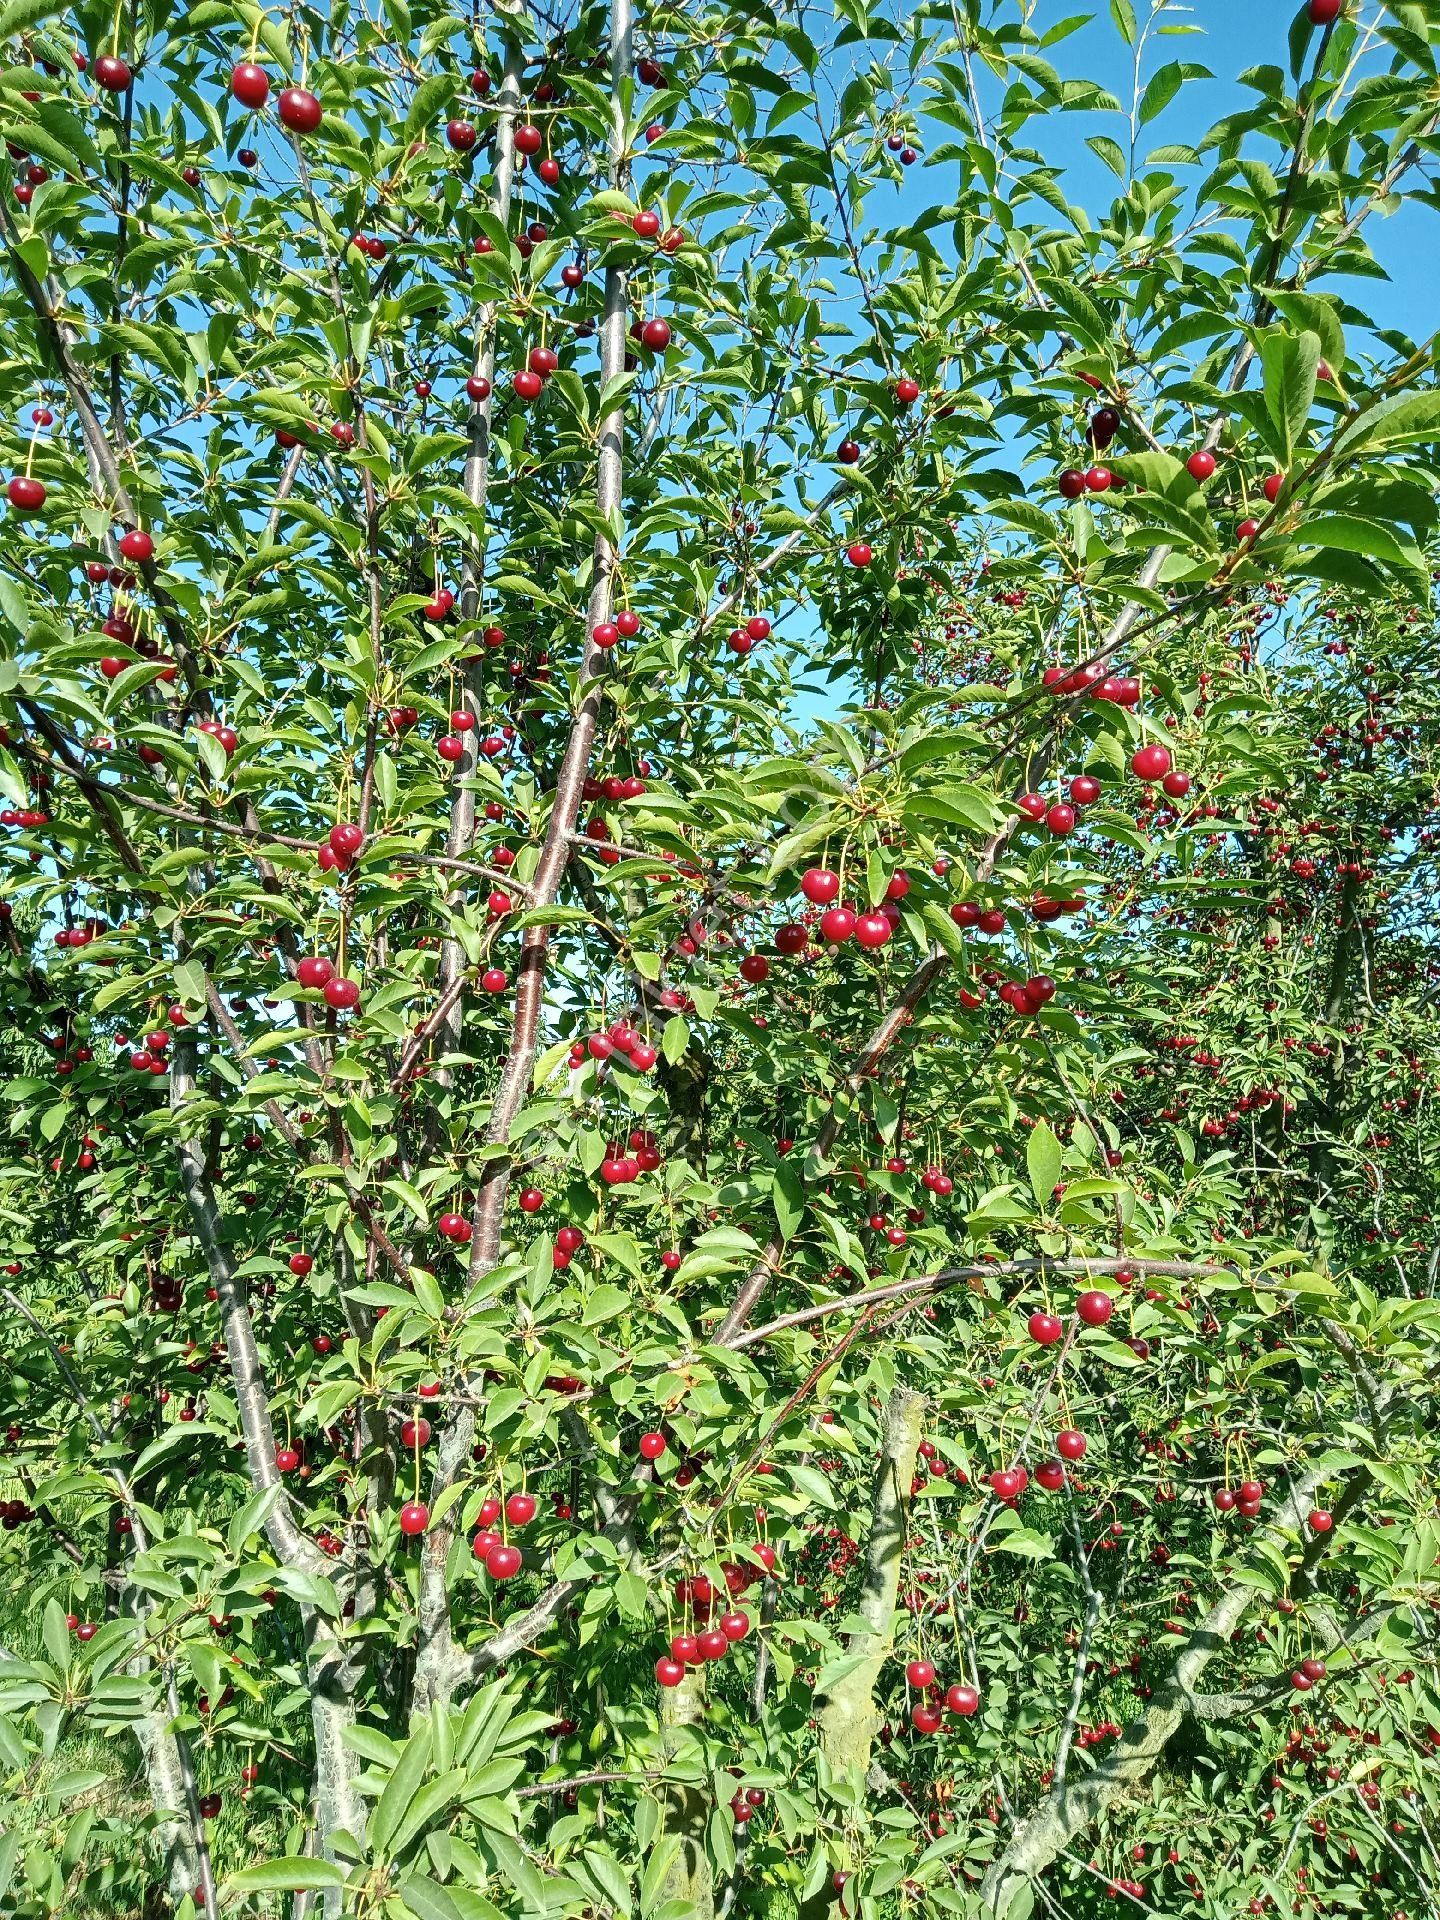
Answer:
top-left (1021, 0), bottom-right (1433, 342)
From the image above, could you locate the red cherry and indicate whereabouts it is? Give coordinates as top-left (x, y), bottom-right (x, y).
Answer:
top-left (230, 63), bottom-right (269, 108)
top-left (296, 955), bottom-right (334, 989)
top-left (446, 119), bottom-right (477, 152)
top-left (7, 476), bottom-right (46, 513)
top-left (466, 374), bottom-right (492, 402)
top-left (655, 1656), bottom-right (685, 1687)
top-left (513, 369), bottom-right (544, 401)
top-left (946, 1683), bottom-right (980, 1716)
top-left (638, 1431), bottom-right (667, 1460)
top-left (801, 867), bottom-right (840, 904)
top-left (514, 124), bottom-right (542, 154)
top-left (485, 1542), bottom-right (522, 1580)
top-left (1076, 1289), bottom-right (1112, 1326)
top-left (1161, 770), bottom-right (1191, 799)
top-left (323, 977), bottom-right (361, 1010)
top-left (1130, 745), bottom-right (1172, 783)
top-left (288, 1253), bottom-right (313, 1277)
top-left (697, 1628), bottom-right (729, 1662)
top-left (894, 376), bottom-right (921, 405)
top-left (274, 1446), bottom-right (301, 1472)
top-left (1035, 1460), bottom-right (1065, 1491)
top-left (330, 822), bottom-right (364, 856)
top-left (1309, 1509), bottom-right (1333, 1533)
top-left (906, 1658), bottom-right (936, 1688)
top-left (1186, 449), bottom-right (1216, 482)
top-left (820, 905), bottom-right (856, 944)
top-left (399, 1417), bottom-right (431, 1449)
top-left (911, 1704), bottom-right (943, 1734)
top-left (1056, 1428), bottom-right (1087, 1461)
top-left (277, 87), bottom-right (322, 134)
top-left (853, 911), bottom-right (892, 950)
top-left (93, 55), bottom-right (133, 92)
top-left (1070, 774), bottom-right (1101, 804)
top-left (399, 1501), bottom-right (429, 1536)
top-left (640, 317), bottom-right (671, 351)
top-left (846, 541), bottom-right (873, 568)
top-left (719, 1610), bottom-right (749, 1641)
top-left (505, 1490), bottom-right (537, 1526)
top-left (1045, 802), bottom-right (1076, 837)
top-left (1058, 469), bottom-right (1085, 500)
top-left (1028, 1310), bottom-right (1063, 1346)
top-left (1308, 0), bottom-right (1342, 20)
top-left (1263, 472), bottom-right (1285, 503)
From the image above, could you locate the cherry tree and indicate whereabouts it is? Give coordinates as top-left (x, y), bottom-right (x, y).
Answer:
top-left (1, 0), bottom-right (1440, 1917)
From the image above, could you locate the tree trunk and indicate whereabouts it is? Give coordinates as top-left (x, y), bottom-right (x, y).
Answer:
top-left (799, 1385), bottom-right (925, 1920)
top-left (656, 1667), bottom-right (716, 1920)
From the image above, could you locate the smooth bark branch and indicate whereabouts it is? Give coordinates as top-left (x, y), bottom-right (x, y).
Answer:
top-left (803, 1382), bottom-right (926, 1920)
top-left (725, 1257), bottom-right (1229, 1353)
top-left (169, 1035), bottom-right (330, 1579)
top-left (412, 0), bottom-right (636, 1707)
top-left (433, 35), bottom-right (527, 1069)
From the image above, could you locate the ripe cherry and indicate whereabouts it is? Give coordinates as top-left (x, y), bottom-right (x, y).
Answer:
top-left (846, 541), bottom-right (873, 568)
top-left (466, 375), bottom-right (492, 402)
top-left (1309, 1508), bottom-right (1333, 1533)
top-left (399, 1501), bottom-right (429, 1535)
top-left (655, 1656), bottom-right (685, 1687)
top-left (1308, 0), bottom-right (1342, 20)
top-left (513, 369), bottom-right (543, 401)
top-left (1131, 745), bottom-right (1172, 783)
top-left (801, 867), bottom-right (840, 904)
top-left (277, 87), bottom-right (322, 134)
top-left (1056, 1428), bottom-right (1087, 1461)
top-left (1028, 1310), bottom-right (1063, 1346)
top-left (946, 1683), bottom-right (980, 1716)
top-left (505, 1490), bottom-right (536, 1525)
top-left (514, 124), bottom-right (542, 154)
top-left (1186, 449), bottom-right (1216, 482)
top-left (906, 1658), bottom-right (936, 1688)
top-left (288, 1253), bottom-right (313, 1277)
top-left (93, 55), bottom-right (133, 92)
top-left (1076, 1290), bottom-right (1113, 1326)
top-left (854, 911), bottom-right (891, 949)
top-left (296, 955), bottom-right (334, 988)
top-left (323, 977), bottom-right (361, 1010)
top-left (638, 1431), bottom-right (666, 1460)
top-left (485, 1542), bottom-right (522, 1579)
top-left (7, 476), bottom-right (46, 513)
top-left (446, 119), bottom-right (477, 152)
top-left (230, 63), bottom-right (269, 108)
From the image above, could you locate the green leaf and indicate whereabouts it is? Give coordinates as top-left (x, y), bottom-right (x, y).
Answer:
top-left (223, 1859), bottom-right (346, 1894)
top-left (773, 1160), bottom-right (805, 1241)
top-left (371, 1725), bottom-right (434, 1859)
top-left (1026, 1121), bottom-right (1063, 1208)
top-left (1260, 328), bottom-right (1320, 468)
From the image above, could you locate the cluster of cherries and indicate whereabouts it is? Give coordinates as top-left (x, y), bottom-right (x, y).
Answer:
top-left (570, 1021), bottom-right (660, 1074)
top-left (316, 820), bottom-right (364, 876)
top-left (470, 1489), bottom-right (538, 1581)
top-left (654, 1565), bottom-right (771, 1685)
top-left (726, 614), bottom-right (773, 656)
top-left (900, 1655), bottom-right (982, 1734)
top-left (296, 954), bottom-right (363, 1011)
